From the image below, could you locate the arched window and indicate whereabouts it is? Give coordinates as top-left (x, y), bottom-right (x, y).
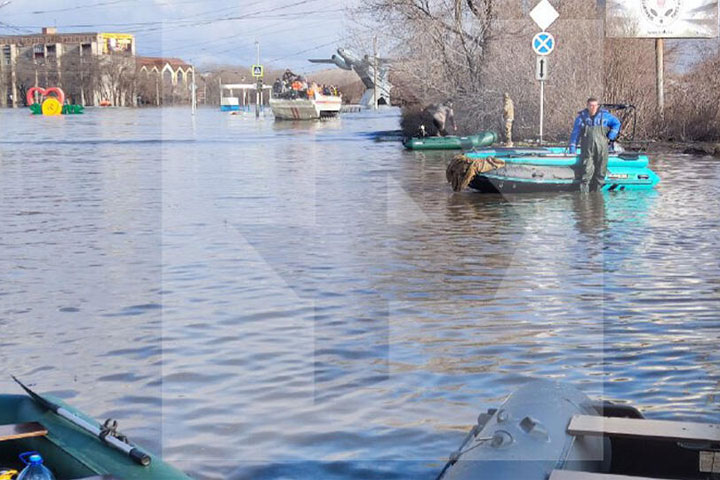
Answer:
top-left (177, 69), bottom-right (184, 83)
top-left (163, 68), bottom-right (172, 84)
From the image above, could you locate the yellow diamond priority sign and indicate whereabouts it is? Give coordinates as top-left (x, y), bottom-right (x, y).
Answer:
top-left (251, 64), bottom-right (264, 78)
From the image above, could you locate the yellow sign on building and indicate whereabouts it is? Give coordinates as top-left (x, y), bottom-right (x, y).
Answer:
top-left (99, 33), bottom-right (134, 54)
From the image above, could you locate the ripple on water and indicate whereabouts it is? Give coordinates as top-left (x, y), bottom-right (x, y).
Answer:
top-left (0, 108), bottom-right (718, 479)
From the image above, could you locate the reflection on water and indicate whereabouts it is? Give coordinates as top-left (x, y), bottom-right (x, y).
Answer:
top-left (0, 107), bottom-right (718, 480)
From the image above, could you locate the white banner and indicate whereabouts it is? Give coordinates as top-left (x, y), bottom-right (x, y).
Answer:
top-left (606, 0), bottom-right (719, 38)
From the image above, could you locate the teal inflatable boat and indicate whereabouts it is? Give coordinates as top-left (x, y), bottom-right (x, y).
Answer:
top-left (0, 378), bottom-right (191, 479)
top-left (464, 147), bottom-right (659, 193)
top-left (404, 131), bottom-right (497, 151)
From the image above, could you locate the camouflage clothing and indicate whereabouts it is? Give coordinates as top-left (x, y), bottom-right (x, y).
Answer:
top-left (502, 94), bottom-right (514, 121)
top-left (503, 93), bottom-right (515, 147)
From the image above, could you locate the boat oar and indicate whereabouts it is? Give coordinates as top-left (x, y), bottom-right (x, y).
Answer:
top-left (11, 376), bottom-right (152, 466)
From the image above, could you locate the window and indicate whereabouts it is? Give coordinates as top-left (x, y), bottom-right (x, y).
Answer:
top-left (33, 44), bottom-right (45, 59)
top-left (46, 44), bottom-right (56, 59)
top-left (81, 43), bottom-right (92, 56)
top-left (2, 46), bottom-right (10, 66)
top-left (177, 70), bottom-right (184, 83)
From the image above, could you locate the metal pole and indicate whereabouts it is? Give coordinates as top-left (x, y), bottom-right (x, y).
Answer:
top-left (10, 48), bottom-right (17, 108)
top-left (373, 35), bottom-right (378, 110)
top-left (256, 83), bottom-right (262, 118)
top-left (79, 51), bottom-right (85, 106)
top-left (191, 66), bottom-right (197, 115)
top-left (255, 41), bottom-right (260, 118)
top-left (656, 38), bottom-right (664, 120)
top-left (539, 79), bottom-right (544, 145)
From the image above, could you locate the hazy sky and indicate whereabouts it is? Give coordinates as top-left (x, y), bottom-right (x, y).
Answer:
top-left (2, 0), bottom-right (716, 73)
top-left (0, 0), bottom-right (358, 72)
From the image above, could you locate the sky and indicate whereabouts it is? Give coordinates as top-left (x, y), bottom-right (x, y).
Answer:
top-left (2, 0), bottom-right (717, 73)
top-left (0, 0), bottom-right (358, 72)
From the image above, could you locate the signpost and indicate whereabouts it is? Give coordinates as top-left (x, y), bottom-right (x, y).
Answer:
top-left (605, 1), bottom-right (720, 119)
top-left (530, 0), bottom-right (559, 145)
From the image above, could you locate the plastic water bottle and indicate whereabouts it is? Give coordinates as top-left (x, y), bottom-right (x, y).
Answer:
top-left (17, 453), bottom-right (55, 480)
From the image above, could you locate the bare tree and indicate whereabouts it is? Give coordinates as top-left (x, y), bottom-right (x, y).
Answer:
top-left (353, 0), bottom-right (692, 142)
top-left (663, 49), bottom-right (720, 141)
top-left (96, 56), bottom-right (136, 106)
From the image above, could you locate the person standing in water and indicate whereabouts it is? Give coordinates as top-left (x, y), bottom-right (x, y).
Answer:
top-left (569, 97), bottom-right (621, 192)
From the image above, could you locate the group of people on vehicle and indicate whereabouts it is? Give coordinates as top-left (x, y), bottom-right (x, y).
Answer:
top-left (272, 69), bottom-right (340, 100)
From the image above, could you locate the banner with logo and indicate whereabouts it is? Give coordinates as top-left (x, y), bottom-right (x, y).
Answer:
top-left (99, 33), bottom-right (135, 54)
top-left (606, 0), bottom-right (719, 38)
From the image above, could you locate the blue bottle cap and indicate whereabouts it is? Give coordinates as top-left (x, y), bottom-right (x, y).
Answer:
top-left (29, 454), bottom-right (43, 465)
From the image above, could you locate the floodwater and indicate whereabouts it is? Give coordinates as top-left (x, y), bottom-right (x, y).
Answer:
top-left (1, 107), bottom-right (719, 479)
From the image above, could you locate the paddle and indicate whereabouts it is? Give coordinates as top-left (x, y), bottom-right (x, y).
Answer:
top-left (11, 376), bottom-right (152, 466)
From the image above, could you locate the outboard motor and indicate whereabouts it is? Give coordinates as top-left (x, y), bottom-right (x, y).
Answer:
top-left (437, 380), bottom-right (610, 480)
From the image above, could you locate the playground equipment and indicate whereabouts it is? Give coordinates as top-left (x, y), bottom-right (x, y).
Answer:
top-left (27, 87), bottom-right (84, 116)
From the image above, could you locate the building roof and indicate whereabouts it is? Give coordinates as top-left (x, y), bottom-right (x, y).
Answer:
top-left (0, 32), bottom-right (100, 45)
top-left (136, 56), bottom-right (192, 69)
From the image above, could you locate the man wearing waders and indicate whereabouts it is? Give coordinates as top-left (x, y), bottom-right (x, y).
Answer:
top-left (569, 98), bottom-right (621, 192)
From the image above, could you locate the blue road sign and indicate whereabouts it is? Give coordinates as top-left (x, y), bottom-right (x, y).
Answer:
top-left (532, 32), bottom-right (555, 56)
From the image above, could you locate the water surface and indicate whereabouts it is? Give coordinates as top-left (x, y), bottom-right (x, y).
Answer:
top-left (1, 107), bottom-right (719, 479)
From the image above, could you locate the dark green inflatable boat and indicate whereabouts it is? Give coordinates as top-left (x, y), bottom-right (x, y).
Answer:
top-left (0, 382), bottom-right (191, 479)
top-left (404, 131), bottom-right (497, 150)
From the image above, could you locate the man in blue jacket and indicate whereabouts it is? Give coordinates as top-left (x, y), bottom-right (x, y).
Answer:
top-left (569, 97), bottom-right (621, 192)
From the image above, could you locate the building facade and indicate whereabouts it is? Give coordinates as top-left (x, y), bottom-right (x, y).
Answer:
top-left (136, 57), bottom-right (194, 106)
top-left (0, 28), bottom-right (194, 108)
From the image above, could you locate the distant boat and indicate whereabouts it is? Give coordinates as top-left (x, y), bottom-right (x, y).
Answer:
top-left (269, 91), bottom-right (342, 120)
top-left (404, 131), bottom-right (498, 150)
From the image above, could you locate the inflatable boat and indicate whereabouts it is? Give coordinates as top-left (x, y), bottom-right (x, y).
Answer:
top-left (437, 380), bottom-right (720, 480)
top-left (0, 378), bottom-right (191, 479)
top-left (463, 147), bottom-right (659, 193)
top-left (404, 131), bottom-right (497, 151)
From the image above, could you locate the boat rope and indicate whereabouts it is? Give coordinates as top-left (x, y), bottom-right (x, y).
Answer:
top-left (99, 418), bottom-right (129, 444)
top-left (435, 424), bottom-right (494, 480)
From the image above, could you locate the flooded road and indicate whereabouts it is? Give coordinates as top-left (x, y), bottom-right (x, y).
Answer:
top-left (1, 107), bottom-right (719, 479)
